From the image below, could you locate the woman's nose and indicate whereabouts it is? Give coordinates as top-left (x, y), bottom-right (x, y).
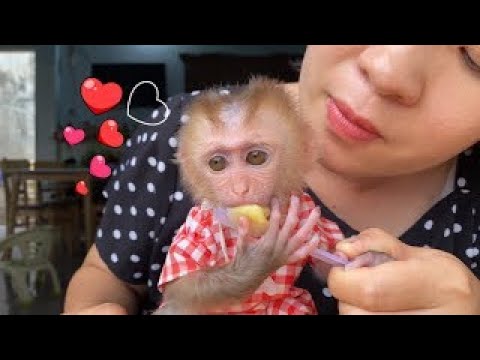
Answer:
top-left (357, 45), bottom-right (427, 106)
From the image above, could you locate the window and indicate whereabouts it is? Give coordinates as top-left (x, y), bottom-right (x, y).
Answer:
top-left (0, 51), bottom-right (36, 161)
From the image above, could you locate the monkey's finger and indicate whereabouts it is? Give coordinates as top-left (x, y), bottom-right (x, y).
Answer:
top-left (285, 207), bottom-right (320, 255)
top-left (235, 216), bottom-right (250, 253)
top-left (288, 234), bottom-right (320, 264)
top-left (278, 195), bottom-right (300, 248)
top-left (262, 198), bottom-right (281, 248)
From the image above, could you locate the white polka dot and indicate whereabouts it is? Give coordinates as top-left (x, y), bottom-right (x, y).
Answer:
top-left (126, 139), bottom-right (132, 147)
top-left (169, 194), bottom-right (174, 202)
top-left (148, 157), bottom-right (157, 167)
top-left (453, 223), bottom-right (462, 233)
top-left (114, 205), bottom-right (122, 215)
top-left (472, 234), bottom-right (477, 243)
top-left (128, 182), bottom-right (136, 192)
top-left (174, 191), bottom-right (184, 201)
top-left (444, 228), bottom-right (451, 237)
top-left (149, 231), bottom-right (155, 239)
top-left (142, 132), bottom-right (148, 143)
top-left (168, 137), bottom-right (178, 148)
top-left (473, 208), bottom-right (477, 216)
top-left (129, 231), bottom-right (138, 241)
top-left (133, 272), bottom-right (143, 279)
top-left (111, 253), bottom-right (119, 263)
top-left (147, 279), bottom-right (153, 287)
top-left (97, 229), bottom-right (103, 238)
top-left (191, 90), bottom-right (201, 96)
top-left (152, 109), bottom-right (159, 119)
top-left (424, 220), bottom-right (433, 231)
top-left (146, 208), bottom-right (155, 217)
top-left (114, 180), bottom-right (120, 191)
top-left (151, 263), bottom-right (161, 271)
top-left (160, 217), bottom-right (166, 225)
top-left (131, 156), bottom-right (137, 167)
top-left (130, 254), bottom-right (140, 263)
top-left (130, 206), bottom-right (137, 216)
top-left (150, 132), bottom-right (158, 142)
top-left (155, 237), bottom-right (159, 243)
top-left (126, 159), bottom-right (130, 166)
top-left (120, 164), bottom-right (125, 172)
top-left (113, 169), bottom-right (117, 176)
top-left (113, 229), bottom-right (121, 239)
top-left (452, 204), bottom-right (457, 214)
top-left (461, 189), bottom-right (471, 194)
top-left (219, 89), bottom-right (230, 95)
top-left (322, 287), bottom-right (332, 298)
top-left (457, 177), bottom-right (466, 188)
top-left (157, 161), bottom-right (166, 173)
top-left (162, 246), bottom-right (170, 254)
top-left (466, 247), bottom-right (479, 258)
top-left (137, 134), bottom-right (142, 144)
top-left (147, 183), bottom-right (156, 193)
top-left (181, 114), bottom-right (190, 124)
top-left (102, 190), bottom-right (108, 199)
top-left (471, 262), bottom-right (478, 269)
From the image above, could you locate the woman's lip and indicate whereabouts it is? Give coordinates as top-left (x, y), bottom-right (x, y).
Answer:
top-left (326, 97), bottom-right (381, 141)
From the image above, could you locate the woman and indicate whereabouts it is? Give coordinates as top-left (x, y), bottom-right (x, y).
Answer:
top-left (64, 46), bottom-right (480, 315)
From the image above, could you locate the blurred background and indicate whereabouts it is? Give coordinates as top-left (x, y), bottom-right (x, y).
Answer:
top-left (0, 45), bottom-right (306, 314)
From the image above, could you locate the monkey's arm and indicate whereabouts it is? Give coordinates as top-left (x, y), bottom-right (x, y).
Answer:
top-left (155, 253), bottom-right (269, 314)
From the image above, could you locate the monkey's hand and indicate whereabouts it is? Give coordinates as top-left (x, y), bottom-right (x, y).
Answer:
top-left (232, 195), bottom-right (322, 280)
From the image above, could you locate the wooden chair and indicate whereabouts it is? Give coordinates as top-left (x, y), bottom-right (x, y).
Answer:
top-left (1, 158), bottom-right (81, 256)
top-left (0, 158), bottom-right (47, 233)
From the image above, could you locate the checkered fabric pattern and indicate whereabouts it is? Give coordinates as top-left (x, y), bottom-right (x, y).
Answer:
top-left (158, 192), bottom-right (344, 315)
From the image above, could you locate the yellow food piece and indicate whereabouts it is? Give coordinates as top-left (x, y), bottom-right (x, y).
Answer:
top-left (228, 205), bottom-right (270, 237)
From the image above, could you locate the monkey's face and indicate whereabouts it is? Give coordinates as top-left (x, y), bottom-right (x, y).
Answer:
top-left (177, 78), bottom-right (309, 208)
top-left (200, 122), bottom-right (282, 208)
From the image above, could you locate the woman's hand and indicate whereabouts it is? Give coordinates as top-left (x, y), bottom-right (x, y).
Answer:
top-left (328, 228), bottom-right (480, 314)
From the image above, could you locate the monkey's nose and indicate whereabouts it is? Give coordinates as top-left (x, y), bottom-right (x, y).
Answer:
top-left (232, 182), bottom-right (249, 196)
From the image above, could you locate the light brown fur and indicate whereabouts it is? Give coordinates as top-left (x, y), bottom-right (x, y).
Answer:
top-left (175, 76), bottom-right (314, 206)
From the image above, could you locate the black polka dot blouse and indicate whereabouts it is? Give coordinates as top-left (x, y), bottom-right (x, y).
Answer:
top-left (96, 90), bottom-right (480, 315)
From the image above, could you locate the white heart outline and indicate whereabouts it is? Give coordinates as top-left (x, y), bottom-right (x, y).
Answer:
top-left (127, 81), bottom-right (171, 127)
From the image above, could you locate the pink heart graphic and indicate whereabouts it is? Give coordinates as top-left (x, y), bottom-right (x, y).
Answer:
top-left (89, 155), bottom-right (111, 179)
top-left (63, 126), bottom-right (85, 145)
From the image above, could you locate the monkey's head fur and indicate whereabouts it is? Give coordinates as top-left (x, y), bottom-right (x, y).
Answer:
top-left (175, 77), bottom-right (314, 208)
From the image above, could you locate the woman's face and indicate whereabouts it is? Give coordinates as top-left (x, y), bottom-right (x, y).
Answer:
top-left (299, 45), bottom-right (480, 178)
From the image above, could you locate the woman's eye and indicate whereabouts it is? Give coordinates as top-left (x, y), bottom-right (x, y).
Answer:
top-left (208, 155), bottom-right (227, 171)
top-left (460, 46), bottom-right (480, 73)
top-left (246, 150), bottom-right (268, 166)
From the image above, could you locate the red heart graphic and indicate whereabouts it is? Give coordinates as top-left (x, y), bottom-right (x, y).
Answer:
top-left (75, 181), bottom-right (89, 196)
top-left (89, 155), bottom-right (112, 179)
top-left (63, 126), bottom-right (85, 146)
top-left (81, 78), bottom-right (123, 115)
top-left (98, 119), bottom-right (124, 148)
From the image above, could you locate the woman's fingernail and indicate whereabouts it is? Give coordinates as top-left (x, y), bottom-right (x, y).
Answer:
top-left (343, 235), bottom-right (359, 243)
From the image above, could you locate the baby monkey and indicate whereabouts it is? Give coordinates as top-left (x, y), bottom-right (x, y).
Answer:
top-left (155, 77), bottom-right (345, 315)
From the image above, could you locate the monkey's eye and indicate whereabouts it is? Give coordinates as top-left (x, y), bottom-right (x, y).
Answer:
top-left (246, 150), bottom-right (268, 166)
top-left (208, 155), bottom-right (227, 171)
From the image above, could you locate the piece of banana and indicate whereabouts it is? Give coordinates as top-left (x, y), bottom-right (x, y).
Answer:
top-left (228, 205), bottom-right (270, 237)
